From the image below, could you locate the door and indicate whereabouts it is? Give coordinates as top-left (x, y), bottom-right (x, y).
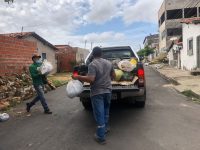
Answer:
top-left (197, 36), bottom-right (200, 68)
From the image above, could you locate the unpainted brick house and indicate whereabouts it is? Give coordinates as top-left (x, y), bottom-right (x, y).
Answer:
top-left (1, 32), bottom-right (58, 74)
top-left (55, 45), bottom-right (76, 72)
top-left (55, 45), bottom-right (90, 72)
top-left (0, 35), bottom-right (37, 76)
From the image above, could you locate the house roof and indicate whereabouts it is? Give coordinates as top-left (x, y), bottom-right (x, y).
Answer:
top-left (55, 45), bottom-right (72, 49)
top-left (55, 45), bottom-right (77, 53)
top-left (181, 17), bottom-right (200, 24)
top-left (1, 32), bottom-right (58, 51)
top-left (143, 34), bottom-right (159, 44)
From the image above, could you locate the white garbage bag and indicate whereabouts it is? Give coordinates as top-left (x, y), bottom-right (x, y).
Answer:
top-left (118, 60), bottom-right (136, 72)
top-left (66, 80), bottom-right (83, 98)
top-left (39, 60), bottom-right (53, 75)
top-left (0, 113), bottom-right (9, 122)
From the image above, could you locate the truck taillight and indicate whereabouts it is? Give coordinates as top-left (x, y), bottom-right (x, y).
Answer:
top-left (137, 69), bottom-right (145, 87)
top-left (73, 71), bottom-right (78, 77)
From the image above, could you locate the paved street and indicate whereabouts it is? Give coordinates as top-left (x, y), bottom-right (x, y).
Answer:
top-left (1, 67), bottom-right (200, 150)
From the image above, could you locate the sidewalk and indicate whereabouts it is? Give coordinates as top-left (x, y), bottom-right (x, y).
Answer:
top-left (151, 64), bottom-right (200, 99)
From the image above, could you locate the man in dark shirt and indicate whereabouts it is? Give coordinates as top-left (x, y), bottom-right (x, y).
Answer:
top-left (73, 47), bottom-right (115, 144)
top-left (26, 54), bottom-right (52, 114)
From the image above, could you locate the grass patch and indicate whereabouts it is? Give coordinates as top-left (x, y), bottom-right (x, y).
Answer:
top-left (181, 90), bottom-right (200, 104)
top-left (48, 73), bottom-right (72, 87)
top-left (51, 80), bottom-right (68, 87)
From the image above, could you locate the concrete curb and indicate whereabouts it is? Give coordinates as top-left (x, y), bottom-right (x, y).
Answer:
top-left (150, 66), bottom-right (200, 101)
top-left (150, 66), bottom-right (180, 85)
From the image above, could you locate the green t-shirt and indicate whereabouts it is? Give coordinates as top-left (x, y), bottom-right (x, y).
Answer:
top-left (29, 63), bottom-right (43, 86)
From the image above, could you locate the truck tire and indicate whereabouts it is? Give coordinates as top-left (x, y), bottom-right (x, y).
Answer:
top-left (135, 89), bottom-right (146, 108)
top-left (135, 100), bottom-right (145, 108)
top-left (80, 98), bottom-right (92, 110)
top-left (135, 95), bottom-right (146, 108)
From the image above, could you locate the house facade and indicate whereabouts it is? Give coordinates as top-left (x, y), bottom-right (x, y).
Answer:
top-left (72, 47), bottom-right (90, 64)
top-left (158, 0), bottom-right (200, 52)
top-left (1, 32), bottom-right (58, 74)
top-left (143, 34), bottom-right (159, 61)
top-left (181, 18), bottom-right (200, 71)
top-left (0, 35), bottom-right (37, 75)
top-left (55, 45), bottom-right (76, 72)
top-left (168, 40), bottom-right (182, 68)
top-left (55, 45), bottom-right (90, 72)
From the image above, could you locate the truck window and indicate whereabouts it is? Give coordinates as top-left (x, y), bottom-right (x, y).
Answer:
top-left (102, 50), bottom-right (135, 60)
top-left (86, 48), bottom-right (137, 65)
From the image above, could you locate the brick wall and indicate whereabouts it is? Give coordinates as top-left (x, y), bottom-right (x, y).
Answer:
top-left (0, 35), bottom-right (37, 76)
top-left (55, 45), bottom-right (76, 72)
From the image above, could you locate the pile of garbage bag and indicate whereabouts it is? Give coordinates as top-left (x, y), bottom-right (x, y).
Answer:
top-left (112, 58), bottom-right (137, 82)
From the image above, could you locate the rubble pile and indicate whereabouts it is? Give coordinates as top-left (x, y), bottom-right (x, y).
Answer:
top-left (0, 70), bottom-right (56, 111)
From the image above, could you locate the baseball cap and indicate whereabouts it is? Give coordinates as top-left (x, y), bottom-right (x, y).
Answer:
top-left (32, 53), bottom-right (41, 59)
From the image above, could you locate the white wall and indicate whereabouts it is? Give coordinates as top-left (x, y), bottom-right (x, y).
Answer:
top-left (75, 48), bottom-right (90, 64)
top-left (168, 49), bottom-right (174, 65)
top-left (181, 24), bottom-right (200, 70)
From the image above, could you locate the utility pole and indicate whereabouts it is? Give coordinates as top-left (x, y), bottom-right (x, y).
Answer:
top-left (21, 26), bottom-right (24, 34)
top-left (84, 40), bottom-right (87, 49)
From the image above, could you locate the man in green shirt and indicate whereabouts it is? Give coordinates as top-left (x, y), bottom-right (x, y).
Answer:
top-left (26, 54), bottom-right (52, 114)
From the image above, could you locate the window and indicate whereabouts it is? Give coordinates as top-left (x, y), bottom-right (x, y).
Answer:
top-left (199, 7), bottom-right (200, 17)
top-left (187, 38), bottom-right (193, 56)
top-left (184, 7), bottom-right (197, 18)
top-left (42, 53), bottom-right (47, 60)
top-left (167, 28), bottom-right (182, 36)
top-left (167, 9), bottom-right (183, 20)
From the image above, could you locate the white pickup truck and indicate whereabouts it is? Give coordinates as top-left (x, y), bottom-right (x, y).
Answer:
top-left (73, 46), bottom-right (146, 110)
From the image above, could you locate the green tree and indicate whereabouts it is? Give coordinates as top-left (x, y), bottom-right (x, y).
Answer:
top-left (137, 46), bottom-right (155, 57)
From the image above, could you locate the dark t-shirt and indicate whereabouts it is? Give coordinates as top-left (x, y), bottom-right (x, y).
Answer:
top-left (88, 58), bottom-right (114, 97)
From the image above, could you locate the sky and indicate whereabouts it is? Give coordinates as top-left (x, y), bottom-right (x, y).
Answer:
top-left (0, 0), bottom-right (163, 51)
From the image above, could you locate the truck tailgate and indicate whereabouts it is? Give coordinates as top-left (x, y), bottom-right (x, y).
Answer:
top-left (83, 84), bottom-right (139, 92)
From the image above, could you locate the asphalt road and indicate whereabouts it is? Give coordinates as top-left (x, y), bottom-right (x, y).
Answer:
top-left (1, 67), bottom-right (200, 150)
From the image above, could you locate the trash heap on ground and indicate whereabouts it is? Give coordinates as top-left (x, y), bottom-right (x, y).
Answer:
top-left (0, 65), bottom-right (55, 111)
top-left (112, 58), bottom-right (138, 85)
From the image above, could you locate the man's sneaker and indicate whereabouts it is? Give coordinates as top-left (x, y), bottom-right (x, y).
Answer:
top-left (26, 103), bottom-right (31, 112)
top-left (44, 110), bottom-right (52, 114)
top-left (94, 134), bottom-right (106, 145)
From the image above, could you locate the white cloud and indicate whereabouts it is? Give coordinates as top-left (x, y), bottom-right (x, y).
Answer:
top-left (62, 31), bottom-right (125, 49)
top-left (84, 0), bottom-right (118, 24)
top-left (0, 0), bottom-right (85, 37)
top-left (83, 31), bottom-right (125, 42)
top-left (0, 0), bottom-right (162, 51)
top-left (122, 0), bottom-right (163, 24)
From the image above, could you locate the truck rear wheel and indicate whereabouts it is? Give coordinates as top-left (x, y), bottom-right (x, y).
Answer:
top-left (135, 101), bottom-right (145, 108)
top-left (135, 95), bottom-right (146, 108)
top-left (80, 98), bottom-right (92, 110)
